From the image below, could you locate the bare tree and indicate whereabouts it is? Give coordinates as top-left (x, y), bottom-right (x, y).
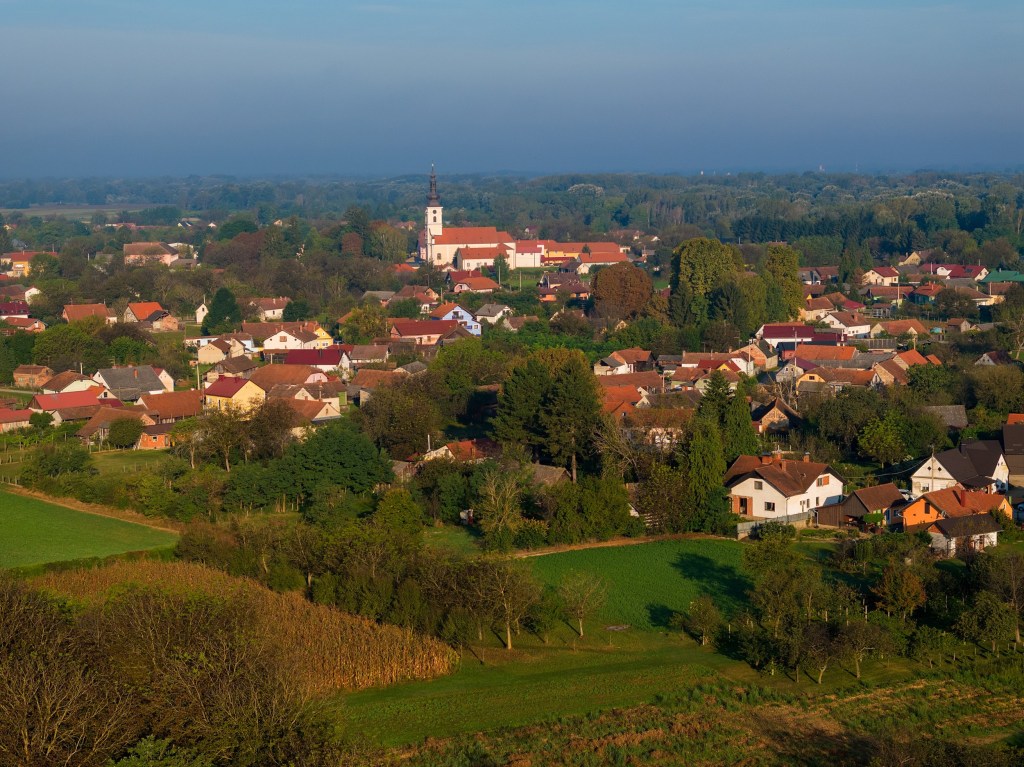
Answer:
top-left (558, 571), bottom-right (608, 638)
top-left (476, 558), bottom-right (540, 650)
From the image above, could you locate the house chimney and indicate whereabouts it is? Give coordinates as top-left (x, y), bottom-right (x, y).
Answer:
top-left (953, 484), bottom-right (965, 507)
top-left (803, 451), bottom-right (811, 463)
top-left (134, 369), bottom-right (138, 379)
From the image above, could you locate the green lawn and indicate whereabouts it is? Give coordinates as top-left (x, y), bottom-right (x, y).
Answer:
top-left (341, 537), bottom-right (911, 747)
top-left (530, 538), bottom-right (750, 629)
top-left (423, 525), bottom-right (482, 556)
top-left (91, 449), bottom-right (172, 475)
top-left (0, 489), bottom-right (177, 569)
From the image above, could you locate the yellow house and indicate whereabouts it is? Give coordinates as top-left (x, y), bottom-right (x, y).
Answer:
top-left (203, 377), bottom-right (264, 411)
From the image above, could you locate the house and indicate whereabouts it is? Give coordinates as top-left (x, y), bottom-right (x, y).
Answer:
top-left (923, 405), bottom-right (969, 432)
top-left (281, 398), bottom-right (343, 427)
top-left (203, 377), bottom-right (265, 411)
top-left (137, 423), bottom-right (175, 450)
top-left (757, 323), bottom-right (820, 348)
top-left (452, 276), bottom-right (500, 294)
top-left (262, 328), bottom-right (322, 351)
top-left (501, 315), bottom-right (540, 332)
top-left (454, 244), bottom-right (516, 272)
top-left (63, 303), bottom-right (115, 325)
top-left (911, 283), bottom-right (944, 304)
top-left (13, 365), bottom-right (53, 389)
top-left (250, 297), bottom-right (291, 322)
top-left (929, 514), bottom-right (1003, 557)
top-left (568, 250), bottom-right (631, 275)
top-left (92, 366), bottom-right (172, 401)
top-left (0, 301), bottom-right (31, 319)
top-left (869, 319), bottom-right (928, 339)
top-left (430, 303), bottom-right (481, 335)
top-left (267, 381), bottom-right (347, 413)
top-left (283, 346), bottom-right (349, 373)
top-left (726, 453), bottom-right (844, 519)
top-left (820, 311), bottom-right (872, 339)
top-left (123, 242), bottom-right (178, 266)
top-left (750, 398), bottom-right (802, 435)
top-left (0, 407), bottom-right (33, 432)
top-left (124, 301), bottom-right (169, 324)
top-left (975, 350), bottom-right (1014, 367)
top-left (0, 317), bottom-right (46, 334)
top-left (136, 390), bottom-right (203, 424)
top-left (195, 302), bottom-right (209, 325)
top-left (40, 371), bottom-right (95, 394)
top-left (360, 290), bottom-right (396, 305)
top-left (594, 348), bottom-right (653, 376)
top-left (206, 355), bottom-right (259, 382)
top-left (474, 303), bottom-right (512, 325)
top-left (349, 344), bottom-right (389, 367)
top-left (910, 441), bottom-right (1008, 496)
top-left (1002, 423), bottom-right (1024, 489)
top-left (800, 296), bottom-right (836, 322)
top-left (390, 319), bottom-right (459, 345)
top-left (3, 251), bottom-right (56, 276)
top-left (348, 368), bottom-right (406, 404)
top-left (862, 267), bottom-right (900, 287)
top-left (76, 406), bottom-right (155, 444)
top-left (249, 364), bottom-right (328, 394)
top-left (899, 485), bottom-right (1008, 556)
top-left (816, 483), bottom-right (905, 528)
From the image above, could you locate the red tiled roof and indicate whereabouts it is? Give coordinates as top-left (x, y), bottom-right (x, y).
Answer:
top-left (30, 390), bottom-right (105, 410)
top-left (204, 377), bottom-right (251, 398)
top-left (454, 276), bottom-right (500, 291)
top-left (391, 319), bottom-right (459, 337)
top-left (127, 301), bottom-right (165, 320)
top-left (432, 227), bottom-right (513, 246)
top-left (63, 303), bottom-right (110, 322)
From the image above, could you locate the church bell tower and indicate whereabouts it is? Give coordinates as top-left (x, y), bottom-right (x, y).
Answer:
top-left (425, 165), bottom-right (443, 262)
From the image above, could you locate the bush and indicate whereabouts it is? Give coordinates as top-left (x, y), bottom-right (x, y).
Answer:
top-left (108, 417), bottom-right (144, 449)
top-left (514, 519), bottom-right (549, 549)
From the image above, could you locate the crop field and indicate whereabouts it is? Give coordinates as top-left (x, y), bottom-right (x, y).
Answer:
top-left (0, 489), bottom-right (177, 568)
top-left (530, 538), bottom-right (751, 629)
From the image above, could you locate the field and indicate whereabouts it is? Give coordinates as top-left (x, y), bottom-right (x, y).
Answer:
top-left (0, 489), bottom-right (177, 568)
top-left (341, 538), bottom-right (911, 747)
top-left (0, 446), bottom-right (171, 483)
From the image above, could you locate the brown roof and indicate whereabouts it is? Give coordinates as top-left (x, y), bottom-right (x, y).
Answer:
top-left (794, 344), bottom-right (856, 361)
top-left (350, 369), bottom-right (403, 390)
top-left (432, 226), bottom-right (513, 246)
top-left (251, 296), bottom-right (291, 311)
top-left (919, 486), bottom-right (1008, 518)
top-left (136, 389), bottom-right (202, 420)
top-left (241, 321), bottom-right (323, 342)
top-left (725, 454), bottom-right (835, 497)
top-left (595, 371), bottom-right (665, 392)
top-left (123, 242), bottom-right (175, 256)
top-left (847, 483), bottom-right (904, 515)
top-left (216, 356), bottom-right (257, 374)
top-left (282, 398), bottom-right (330, 423)
top-left (611, 348), bottom-right (653, 365)
top-left (877, 319), bottom-right (928, 336)
top-left (249, 364), bottom-right (320, 391)
top-left (454, 276), bottom-right (500, 291)
top-left (76, 406), bottom-right (151, 438)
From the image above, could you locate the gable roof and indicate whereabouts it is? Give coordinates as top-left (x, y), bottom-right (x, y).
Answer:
top-left (216, 356), bottom-right (258, 374)
top-left (95, 366), bottom-right (166, 398)
top-left (391, 319), bottom-right (459, 337)
top-left (41, 370), bottom-right (91, 392)
top-left (30, 389), bottom-right (107, 411)
top-left (126, 302), bottom-right (166, 321)
top-left (77, 406), bottom-right (151, 438)
top-left (350, 369), bottom-right (403, 390)
top-left (432, 226), bottom-right (513, 246)
top-left (63, 303), bottom-right (111, 322)
top-left (933, 514), bottom-right (1002, 539)
top-left (136, 389), bottom-right (203, 420)
top-left (249, 364), bottom-right (321, 390)
top-left (725, 454), bottom-right (835, 497)
top-left (475, 303), bottom-right (510, 318)
top-left (844, 483), bottom-right (904, 517)
top-left (794, 344), bottom-right (856, 361)
top-left (930, 441), bottom-right (1004, 486)
top-left (454, 276), bottom-right (501, 292)
top-left (283, 347), bottom-right (345, 367)
top-left (203, 377), bottom-right (252, 398)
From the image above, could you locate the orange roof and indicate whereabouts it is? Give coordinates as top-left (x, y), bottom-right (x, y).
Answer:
top-left (579, 251), bottom-right (629, 264)
top-left (1008, 414), bottom-right (1024, 425)
top-left (137, 389), bottom-right (203, 419)
top-left (454, 276), bottom-right (500, 291)
top-left (63, 303), bottom-right (110, 322)
top-left (430, 302), bottom-right (463, 318)
top-left (127, 301), bottom-right (165, 320)
top-left (794, 344), bottom-right (856, 361)
top-left (249, 364), bottom-right (320, 390)
top-left (433, 227), bottom-right (513, 246)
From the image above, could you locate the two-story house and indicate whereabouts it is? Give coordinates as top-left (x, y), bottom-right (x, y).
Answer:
top-left (910, 441), bottom-right (1008, 497)
top-left (726, 453), bottom-right (844, 520)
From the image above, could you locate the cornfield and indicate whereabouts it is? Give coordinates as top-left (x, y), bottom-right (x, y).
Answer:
top-left (33, 560), bottom-right (457, 696)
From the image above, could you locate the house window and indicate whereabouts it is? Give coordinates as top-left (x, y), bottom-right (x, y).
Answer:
top-left (764, 502), bottom-right (775, 512)
top-left (816, 476), bottom-right (829, 487)
top-left (754, 481), bottom-right (763, 490)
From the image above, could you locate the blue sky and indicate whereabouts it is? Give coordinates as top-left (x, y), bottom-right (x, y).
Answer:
top-left (1, 1), bottom-right (1021, 176)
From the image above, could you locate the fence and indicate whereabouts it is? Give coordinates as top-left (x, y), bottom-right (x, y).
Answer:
top-left (736, 510), bottom-right (814, 539)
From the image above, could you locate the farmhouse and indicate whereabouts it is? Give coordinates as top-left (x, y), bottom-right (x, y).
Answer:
top-left (910, 441), bottom-right (1007, 496)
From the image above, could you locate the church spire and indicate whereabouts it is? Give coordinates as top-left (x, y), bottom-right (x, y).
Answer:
top-left (427, 164), bottom-right (440, 206)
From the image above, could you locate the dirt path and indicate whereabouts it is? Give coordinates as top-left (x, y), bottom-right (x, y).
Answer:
top-left (1, 483), bottom-right (183, 535)
top-left (515, 533), bottom-right (723, 559)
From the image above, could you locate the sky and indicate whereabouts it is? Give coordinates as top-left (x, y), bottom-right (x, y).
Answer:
top-left (1, 1), bottom-right (1022, 177)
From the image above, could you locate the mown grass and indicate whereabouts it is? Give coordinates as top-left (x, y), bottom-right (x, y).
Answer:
top-left (423, 525), bottom-right (482, 556)
top-left (90, 449), bottom-right (172, 475)
top-left (0, 489), bottom-right (177, 568)
top-left (530, 538), bottom-right (750, 629)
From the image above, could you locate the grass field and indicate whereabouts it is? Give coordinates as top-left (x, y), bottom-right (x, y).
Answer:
top-left (341, 538), bottom-right (911, 747)
top-left (0, 447), bottom-right (172, 483)
top-left (530, 538), bottom-right (750, 629)
top-left (0, 489), bottom-right (177, 569)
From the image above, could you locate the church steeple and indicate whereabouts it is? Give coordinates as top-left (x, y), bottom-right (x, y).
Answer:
top-left (427, 164), bottom-right (440, 207)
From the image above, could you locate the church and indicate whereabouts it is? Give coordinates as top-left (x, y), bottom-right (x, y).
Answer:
top-left (418, 169), bottom-right (542, 271)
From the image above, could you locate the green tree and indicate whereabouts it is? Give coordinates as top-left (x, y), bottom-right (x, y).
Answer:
top-left (670, 238), bottom-right (737, 326)
top-left (32, 323), bottom-right (108, 373)
top-left (557, 571), bottom-right (608, 638)
top-left (681, 416), bottom-right (729, 532)
top-left (760, 244), bottom-right (804, 319)
top-left (721, 388), bottom-right (759, 462)
top-left (281, 298), bottom-right (310, 322)
top-left (858, 411), bottom-right (907, 466)
top-left (357, 381), bottom-right (443, 459)
top-left (202, 287), bottom-right (242, 335)
top-left (540, 354), bottom-right (601, 481)
top-left (685, 595), bottom-right (722, 647)
top-left (872, 562), bottom-right (926, 622)
top-left (956, 591), bottom-right (1017, 653)
top-left (107, 417), bottom-right (144, 449)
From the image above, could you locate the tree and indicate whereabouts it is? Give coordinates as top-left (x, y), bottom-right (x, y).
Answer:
top-left (681, 416), bottom-right (728, 532)
top-left (978, 549), bottom-right (1024, 644)
top-left (108, 417), bottom-right (144, 449)
top-left (281, 298), bottom-right (310, 322)
top-left (721, 388), bottom-right (759, 462)
top-left (197, 406), bottom-right (248, 472)
top-left (357, 381), bottom-right (443, 459)
top-left (956, 591), bottom-right (1017, 653)
top-left (539, 354), bottom-right (601, 482)
top-left (32, 322), bottom-right (108, 373)
top-left (245, 399), bottom-right (299, 460)
top-left (802, 622), bottom-right (839, 684)
top-left (557, 571), bottom-right (607, 639)
top-left (760, 244), bottom-right (804, 319)
top-left (475, 467), bottom-right (526, 551)
top-left (635, 463), bottom-right (688, 533)
top-left (341, 304), bottom-right (387, 344)
top-left (591, 262), bottom-right (653, 322)
top-left (872, 562), bottom-right (926, 622)
top-left (478, 558), bottom-right (541, 650)
top-left (670, 238), bottom-right (737, 326)
top-left (840, 619), bottom-right (887, 679)
top-left (858, 411), bottom-right (907, 466)
top-left (202, 287), bottom-right (242, 335)
top-left (686, 595), bottom-right (722, 647)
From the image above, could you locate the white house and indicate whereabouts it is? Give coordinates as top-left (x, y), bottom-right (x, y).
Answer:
top-left (195, 303), bottom-right (209, 325)
top-left (820, 311), bottom-right (872, 339)
top-left (429, 303), bottom-right (481, 336)
top-left (862, 267), bottom-right (900, 287)
top-left (910, 441), bottom-right (1008, 497)
top-left (726, 454), bottom-right (844, 520)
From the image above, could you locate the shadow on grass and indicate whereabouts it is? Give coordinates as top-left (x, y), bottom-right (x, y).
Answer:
top-left (646, 602), bottom-right (676, 629)
top-left (672, 552), bottom-right (753, 613)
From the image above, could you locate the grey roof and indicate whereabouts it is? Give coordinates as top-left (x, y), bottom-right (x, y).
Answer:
top-left (398, 361), bottom-right (428, 375)
top-left (362, 290), bottom-right (396, 302)
top-left (923, 405), bottom-right (968, 430)
top-left (934, 514), bottom-right (1002, 539)
top-left (1002, 424), bottom-right (1024, 476)
top-left (932, 440), bottom-right (1004, 486)
top-left (95, 366), bottom-right (165, 400)
top-left (217, 356), bottom-right (257, 373)
top-left (475, 303), bottom-right (510, 318)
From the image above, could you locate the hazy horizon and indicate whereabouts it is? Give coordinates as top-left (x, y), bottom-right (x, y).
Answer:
top-left (2, 1), bottom-right (1022, 178)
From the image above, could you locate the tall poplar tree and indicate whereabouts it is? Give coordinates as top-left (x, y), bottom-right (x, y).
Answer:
top-left (682, 415), bottom-right (729, 532)
top-left (540, 355), bottom-right (601, 482)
